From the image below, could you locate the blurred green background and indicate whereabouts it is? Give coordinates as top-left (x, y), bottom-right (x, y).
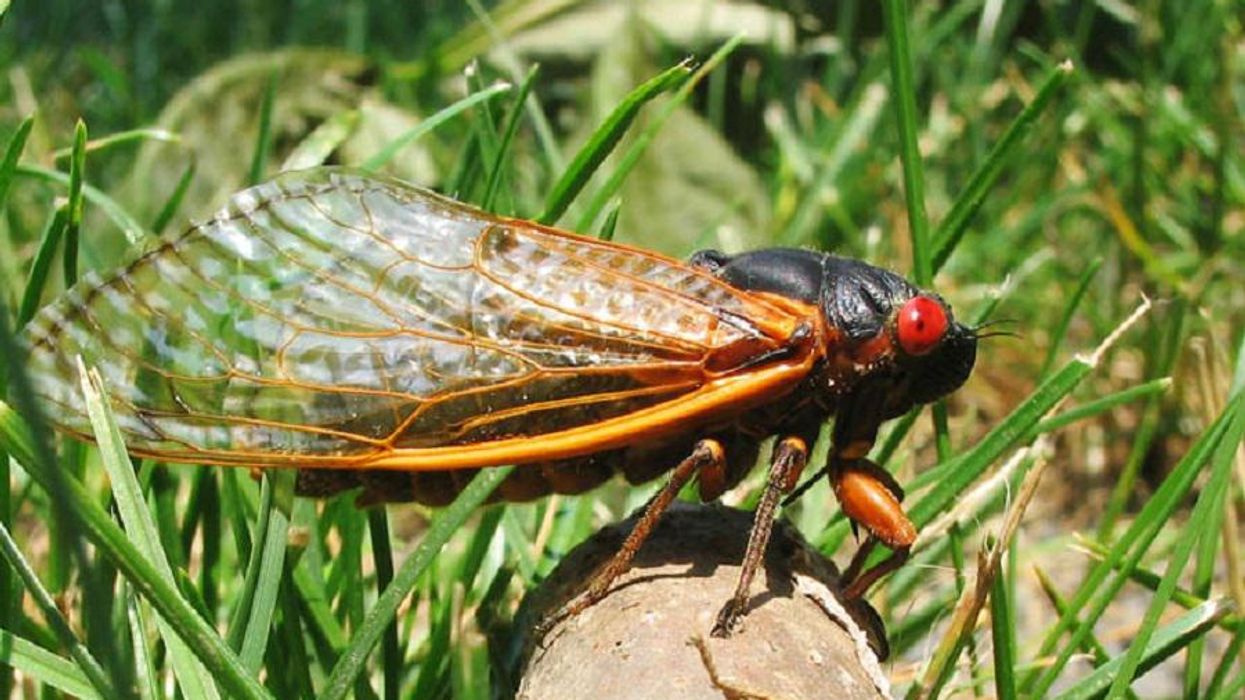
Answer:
top-left (0, 1), bottom-right (1243, 698)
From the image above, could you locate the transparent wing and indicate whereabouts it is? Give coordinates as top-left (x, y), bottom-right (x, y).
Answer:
top-left (23, 169), bottom-right (804, 467)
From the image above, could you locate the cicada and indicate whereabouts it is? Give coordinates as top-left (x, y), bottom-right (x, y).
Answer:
top-left (22, 169), bottom-right (977, 639)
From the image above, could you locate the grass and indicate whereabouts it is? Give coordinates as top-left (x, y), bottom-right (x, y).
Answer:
top-left (0, 1), bottom-right (1243, 698)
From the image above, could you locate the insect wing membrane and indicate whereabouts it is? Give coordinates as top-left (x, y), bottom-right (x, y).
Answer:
top-left (23, 169), bottom-right (798, 467)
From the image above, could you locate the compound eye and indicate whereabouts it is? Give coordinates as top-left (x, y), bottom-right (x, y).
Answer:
top-left (896, 296), bottom-right (948, 356)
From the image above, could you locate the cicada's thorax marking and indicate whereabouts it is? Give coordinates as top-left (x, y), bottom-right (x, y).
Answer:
top-left (694, 248), bottom-right (910, 410)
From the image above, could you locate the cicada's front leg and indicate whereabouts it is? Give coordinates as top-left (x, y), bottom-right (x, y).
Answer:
top-left (832, 456), bottom-right (916, 598)
top-left (827, 395), bottom-right (917, 599)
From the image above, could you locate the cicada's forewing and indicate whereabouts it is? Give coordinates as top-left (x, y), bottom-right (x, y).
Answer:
top-left (23, 169), bottom-right (810, 469)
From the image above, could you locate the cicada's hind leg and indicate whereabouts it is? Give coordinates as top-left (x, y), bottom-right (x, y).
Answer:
top-left (711, 433), bottom-right (812, 637)
top-left (832, 456), bottom-right (917, 599)
top-left (538, 438), bottom-right (727, 634)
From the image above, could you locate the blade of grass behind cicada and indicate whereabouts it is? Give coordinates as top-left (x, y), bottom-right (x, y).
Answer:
top-left (16, 164), bottom-right (150, 246)
top-left (281, 109), bottom-right (359, 172)
top-left (483, 63), bottom-right (539, 213)
top-left (361, 82), bottom-right (512, 172)
top-left (464, 62), bottom-right (506, 207)
top-left (63, 120), bottom-right (86, 285)
top-left (231, 471), bottom-right (294, 675)
top-left (247, 71), bottom-right (277, 186)
top-left (319, 466), bottom-right (514, 700)
top-left (17, 204), bottom-right (69, 327)
top-left (574, 36), bottom-right (743, 232)
top-left (537, 59), bottom-right (691, 225)
top-left (932, 61), bottom-right (1074, 273)
top-left (0, 116), bottom-right (33, 210)
top-left (881, 0), bottom-right (932, 286)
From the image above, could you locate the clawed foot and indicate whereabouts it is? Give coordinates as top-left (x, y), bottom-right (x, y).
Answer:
top-left (843, 596), bottom-right (890, 661)
top-left (710, 597), bottom-right (746, 638)
top-left (533, 581), bottom-right (610, 643)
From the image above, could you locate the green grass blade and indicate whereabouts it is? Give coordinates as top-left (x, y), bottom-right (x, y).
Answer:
top-left (291, 562), bottom-right (346, 654)
top-left (597, 201), bottom-right (621, 241)
top-left (320, 466), bottom-right (513, 700)
top-left (1212, 673), bottom-right (1245, 700)
top-left (150, 162), bottom-right (196, 235)
top-left (238, 471), bottom-right (293, 674)
top-left (933, 61), bottom-right (1073, 272)
top-left (126, 593), bottom-right (161, 700)
top-left (455, 506), bottom-right (505, 601)
top-left (62, 120), bottom-right (87, 285)
top-left (51, 128), bottom-right (180, 162)
top-left (1039, 257), bottom-right (1103, 377)
top-left (248, 71), bottom-right (277, 185)
top-left (0, 323), bottom-right (269, 700)
top-left (1024, 395), bottom-right (1244, 696)
top-left (361, 82), bottom-right (512, 172)
top-left (16, 164), bottom-right (150, 245)
top-left (1051, 599), bottom-right (1231, 700)
top-left (0, 624), bottom-right (103, 699)
top-left (1207, 623), bottom-right (1245, 698)
top-left (17, 205), bottom-right (69, 327)
top-left (465, 64), bottom-right (505, 205)
top-left (0, 521), bottom-right (116, 697)
top-left (1099, 302), bottom-right (1187, 539)
top-left (538, 59), bottom-right (690, 225)
top-left (367, 509), bottom-right (400, 700)
top-left (484, 64), bottom-right (539, 212)
top-left (0, 115), bottom-right (33, 210)
top-left (281, 109), bottom-right (360, 171)
top-left (77, 361), bottom-right (223, 699)
top-left (1033, 566), bottom-right (1140, 700)
top-left (574, 38), bottom-right (742, 232)
top-left (990, 551), bottom-right (1017, 699)
top-left (274, 565), bottom-right (315, 698)
top-left (1103, 394), bottom-right (1244, 697)
top-left (1073, 538), bottom-right (1241, 632)
top-left (1029, 377), bottom-right (1171, 437)
top-left (882, 0), bottom-right (931, 286)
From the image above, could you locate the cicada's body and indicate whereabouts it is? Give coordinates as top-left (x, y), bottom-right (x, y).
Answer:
top-left (22, 169), bottom-right (978, 649)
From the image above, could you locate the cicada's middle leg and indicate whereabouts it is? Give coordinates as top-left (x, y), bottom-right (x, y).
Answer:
top-left (710, 433), bottom-right (812, 637)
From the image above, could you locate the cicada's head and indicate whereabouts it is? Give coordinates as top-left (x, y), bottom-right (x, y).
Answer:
top-left (818, 258), bottom-right (977, 418)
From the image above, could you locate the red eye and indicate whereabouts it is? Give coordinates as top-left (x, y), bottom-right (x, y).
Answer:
top-left (896, 296), bottom-right (948, 356)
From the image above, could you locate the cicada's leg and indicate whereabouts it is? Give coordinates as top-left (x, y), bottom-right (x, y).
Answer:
top-left (832, 456), bottom-right (917, 599)
top-left (539, 438), bottom-right (727, 633)
top-left (711, 434), bottom-right (811, 637)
